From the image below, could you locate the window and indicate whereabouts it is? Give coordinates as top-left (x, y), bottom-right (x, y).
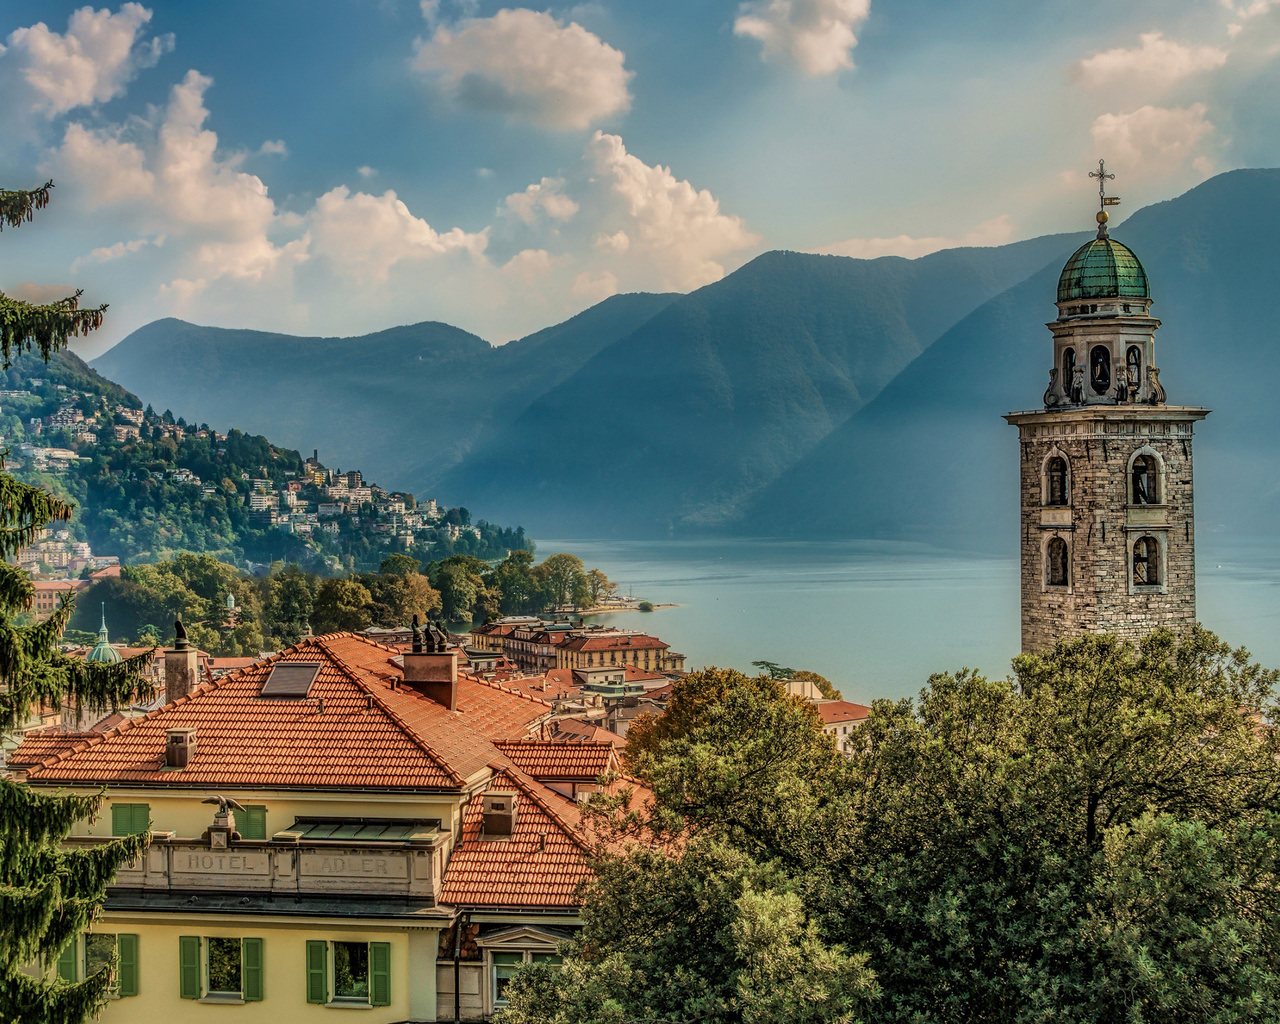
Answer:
top-left (111, 803), bottom-right (150, 836)
top-left (1045, 456), bottom-right (1068, 506)
top-left (493, 952), bottom-right (522, 1005)
top-left (1126, 346), bottom-right (1142, 392)
top-left (334, 941), bottom-right (368, 1000)
top-left (1047, 537), bottom-right (1069, 587)
top-left (1133, 537), bottom-right (1160, 586)
top-left (1062, 347), bottom-right (1076, 391)
top-left (239, 805), bottom-right (267, 840)
top-left (56, 934), bottom-right (139, 996)
top-left (178, 936), bottom-right (263, 1001)
top-left (1131, 454), bottom-right (1159, 505)
top-left (493, 950), bottom-right (563, 1006)
top-left (1090, 345), bottom-right (1111, 395)
top-left (305, 940), bottom-right (390, 1007)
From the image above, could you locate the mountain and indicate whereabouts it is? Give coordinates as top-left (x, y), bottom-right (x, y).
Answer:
top-left (91, 291), bottom-right (679, 490)
top-left (437, 234), bottom-right (1085, 535)
top-left (741, 168), bottom-right (1280, 548)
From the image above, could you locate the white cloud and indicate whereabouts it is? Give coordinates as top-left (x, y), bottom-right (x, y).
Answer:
top-left (412, 8), bottom-right (632, 130)
top-left (307, 186), bottom-right (487, 284)
top-left (1089, 104), bottom-right (1215, 178)
top-left (733, 0), bottom-right (871, 76)
top-left (72, 236), bottom-right (150, 269)
top-left (357, 165), bottom-right (378, 178)
top-left (52, 68), bottom-right (301, 300)
top-left (1075, 32), bottom-right (1227, 93)
top-left (1222, 0), bottom-right (1278, 20)
top-left (476, 167), bottom-right (494, 178)
top-left (811, 215), bottom-right (1015, 260)
top-left (572, 269), bottom-right (620, 302)
top-left (4, 3), bottom-right (173, 116)
top-left (585, 132), bottom-right (761, 290)
top-left (504, 177), bottom-right (579, 225)
top-left (258, 139), bottom-right (288, 156)
top-left (593, 230), bottom-right (630, 253)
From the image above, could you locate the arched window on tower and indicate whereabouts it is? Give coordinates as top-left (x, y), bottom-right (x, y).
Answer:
top-left (1131, 454), bottom-right (1159, 505)
top-left (1062, 348), bottom-right (1076, 390)
top-left (1046, 456), bottom-right (1068, 506)
top-left (1090, 346), bottom-right (1111, 395)
top-left (1126, 346), bottom-right (1142, 393)
top-left (1047, 537), bottom-right (1069, 587)
top-left (1133, 536), bottom-right (1160, 586)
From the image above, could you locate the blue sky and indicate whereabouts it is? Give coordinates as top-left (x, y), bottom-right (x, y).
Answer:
top-left (1, 0), bottom-right (1277, 356)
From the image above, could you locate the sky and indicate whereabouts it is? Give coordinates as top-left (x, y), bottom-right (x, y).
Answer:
top-left (2, 0), bottom-right (1279, 357)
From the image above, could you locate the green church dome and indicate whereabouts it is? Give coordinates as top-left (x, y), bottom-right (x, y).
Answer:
top-left (1056, 237), bottom-right (1150, 303)
top-left (86, 605), bottom-right (122, 665)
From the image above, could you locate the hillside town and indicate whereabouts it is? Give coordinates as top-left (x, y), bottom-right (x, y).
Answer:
top-left (6, 359), bottom-right (518, 577)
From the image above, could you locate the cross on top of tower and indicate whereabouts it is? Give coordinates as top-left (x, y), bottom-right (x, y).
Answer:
top-left (1088, 159), bottom-right (1122, 238)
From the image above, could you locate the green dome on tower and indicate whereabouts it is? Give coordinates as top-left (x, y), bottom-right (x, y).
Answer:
top-left (86, 604), bottom-right (122, 665)
top-left (1056, 236), bottom-right (1150, 303)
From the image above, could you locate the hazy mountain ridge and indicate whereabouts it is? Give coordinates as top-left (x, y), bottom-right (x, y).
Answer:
top-left (742, 168), bottom-right (1280, 548)
top-left (92, 292), bottom-right (680, 488)
top-left (437, 233), bottom-right (1087, 535)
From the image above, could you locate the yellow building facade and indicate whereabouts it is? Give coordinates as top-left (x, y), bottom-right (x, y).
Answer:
top-left (14, 632), bottom-right (614, 1022)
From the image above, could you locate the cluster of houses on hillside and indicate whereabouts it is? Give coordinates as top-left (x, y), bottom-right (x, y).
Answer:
top-left (253, 451), bottom-right (458, 545)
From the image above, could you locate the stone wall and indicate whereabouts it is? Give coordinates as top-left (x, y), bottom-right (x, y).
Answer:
top-left (1012, 409), bottom-right (1202, 653)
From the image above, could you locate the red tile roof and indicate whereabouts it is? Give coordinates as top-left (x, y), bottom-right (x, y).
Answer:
top-left (440, 767), bottom-right (593, 908)
top-left (548, 718), bottom-right (626, 748)
top-left (561, 634), bottom-right (667, 652)
top-left (816, 700), bottom-right (872, 726)
top-left (5, 730), bottom-right (100, 768)
top-left (493, 739), bottom-right (615, 780)
top-left (18, 634), bottom-right (548, 792)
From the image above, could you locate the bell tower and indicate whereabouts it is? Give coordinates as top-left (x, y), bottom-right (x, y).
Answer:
top-left (1004, 162), bottom-right (1209, 652)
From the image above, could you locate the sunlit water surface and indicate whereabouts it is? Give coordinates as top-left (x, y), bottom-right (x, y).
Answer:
top-left (541, 537), bottom-right (1280, 704)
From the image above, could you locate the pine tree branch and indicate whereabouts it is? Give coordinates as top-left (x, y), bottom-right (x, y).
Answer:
top-left (0, 292), bottom-right (106, 368)
top-left (0, 181), bottom-right (54, 230)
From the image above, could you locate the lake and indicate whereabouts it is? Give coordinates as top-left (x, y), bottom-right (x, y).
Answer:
top-left (542, 537), bottom-right (1280, 704)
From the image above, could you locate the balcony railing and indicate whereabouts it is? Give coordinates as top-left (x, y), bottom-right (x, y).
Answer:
top-left (81, 831), bottom-right (448, 903)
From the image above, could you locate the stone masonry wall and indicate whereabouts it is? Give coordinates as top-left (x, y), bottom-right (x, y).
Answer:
top-left (1016, 411), bottom-right (1199, 653)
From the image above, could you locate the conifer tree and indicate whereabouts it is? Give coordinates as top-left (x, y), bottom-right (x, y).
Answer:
top-left (0, 180), bottom-right (155, 1024)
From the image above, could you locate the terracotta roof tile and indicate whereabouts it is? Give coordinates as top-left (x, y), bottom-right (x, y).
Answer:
top-left (22, 634), bottom-right (547, 791)
top-left (561, 634), bottom-right (667, 652)
top-left (440, 768), bottom-right (593, 908)
top-left (493, 739), bottom-right (615, 780)
top-left (816, 700), bottom-right (872, 725)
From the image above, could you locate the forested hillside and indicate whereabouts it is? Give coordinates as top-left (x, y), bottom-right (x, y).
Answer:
top-left (8, 351), bottom-right (531, 571)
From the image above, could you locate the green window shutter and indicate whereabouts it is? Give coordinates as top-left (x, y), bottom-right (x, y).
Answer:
top-left (240, 805), bottom-right (267, 840)
top-left (112, 803), bottom-right (150, 836)
top-left (369, 942), bottom-right (390, 1007)
top-left (116, 935), bottom-right (139, 997)
top-left (242, 938), bottom-right (263, 1001)
top-left (178, 936), bottom-right (201, 999)
top-left (56, 940), bottom-right (77, 983)
top-left (305, 940), bottom-right (328, 1004)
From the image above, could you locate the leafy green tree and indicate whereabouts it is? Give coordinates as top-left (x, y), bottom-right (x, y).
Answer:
top-left (0, 178), bottom-right (154, 1024)
top-left (261, 563), bottom-right (315, 646)
top-left (378, 553), bottom-right (420, 577)
top-left (514, 630), bottom-right (1280, 1024)
top-left (539, 553), bottom-right (587, 610)
top-left (310, 578), bottom-right (373, 633)
top-left (585, 568), bottom-right (617, 607)
top-left (488, 550), bottom-right (546, 614)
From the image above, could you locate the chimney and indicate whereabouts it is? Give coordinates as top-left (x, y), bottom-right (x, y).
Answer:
top-left (402, 619), bottom-right (458, 710)
top-left (165, 726), bottom-right (197, 767)
top-left (164, 618), bottom-right (199, 704)
top-left (481, 791), bottom-right (518, 839)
